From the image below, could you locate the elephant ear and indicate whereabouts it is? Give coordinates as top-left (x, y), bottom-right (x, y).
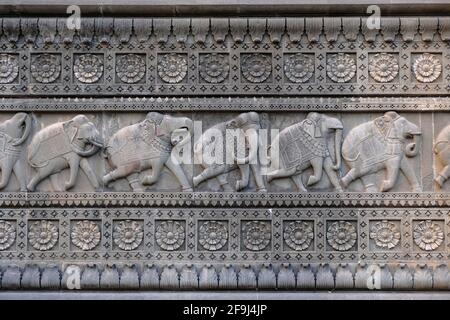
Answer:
top-left (300, 119), bottom-right (316, 138)
top-left (63, 121), bottom-right (78, 143)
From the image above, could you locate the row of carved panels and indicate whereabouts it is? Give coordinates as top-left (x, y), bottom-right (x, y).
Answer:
top-left (0, 110), bottom-right (449, 194)
top-left (0, 34), bottom-right (450, 96)
top-left (0, 208), bottom-right (449, 263)
top-left (0, 262), bottom-right (448, 290)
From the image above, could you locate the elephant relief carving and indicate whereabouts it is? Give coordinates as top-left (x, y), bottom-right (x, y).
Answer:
top-left (193, 112), bottom-right (267, 192)
top-left (266, 112), bottom-right (343, 192)
top-left (0, 113), bottom-right (32, 191)
top-left (102, 112), bottom-right (193, 192)
top-left (27, 115), bottom-right (104, 191)
top-left (433, 124), bottom-right (450, 187)
top-left (341, 111), bottom-right (422, 192)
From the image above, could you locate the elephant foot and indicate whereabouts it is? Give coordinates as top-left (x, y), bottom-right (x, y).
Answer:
top-left (193, 175), bottom-right (202, 187)
top-left (102, 174), bottom-right (111, 186)
top-left (435, 175), bottom-right (446, 188)
top-left (340, 175), bottom-right (351, 188)
top-left (380, 180), bottom-right (392, 192)
top-left (266, 173), bottom-right (274, 183)
top-left (307, 175), bottom-right (319, 186)
top-left (64, 182), bottom-right (75, 191)
top-left (411, 185), bottom-right (423, 192)
top-left (235, 180), bottom-right (248, 191)
top-left (26, 183), bottom-right (35, 192)
top-left (256, 187), bottom-right (267, 192)
top-left (221, 184), bottom-right (234, 192)
top-left (334, 186), bottom-right (344, 193)
top-left (181, 186), bottom-right (193, 192)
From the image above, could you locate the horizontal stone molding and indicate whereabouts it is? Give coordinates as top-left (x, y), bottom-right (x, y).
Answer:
top-left (0, 262), bottom-right (448, 290)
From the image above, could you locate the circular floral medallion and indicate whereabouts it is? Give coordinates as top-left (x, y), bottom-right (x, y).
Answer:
top-left (326, 221), bottom-right (357, 251)
top-left (241, 54), bottom-right (272, 83)
top-left (156, 220), bottom-right (185, 251)
top-left (71, 220), bottom-right (101, 251)
top-left (284, 53), bottom-right (315, 83)
top-left (413, 53), bottom-right (442, 83)
top-left (413, 220), bottom-right (444, 251)
top-left (326, 53), bottom-right (356, 83)
top-left (158, 53), bottom-right (188, 84)
top-left (369, 220), bottom-right (401, 249)
top-left (369, 53), bottom-right (399, 83)
top-left (198, 220), bottom-right (228, 251)
top-left (28, 220), bottom-right (58, 251)
top-left (0, 220), bottom-right (15, 251)
top-left (116, 54), bottom-right (146, 83)
top-left (242, 220), bottom-right (271, 251)
top-left (31, 54), bottom-right (61, 83)
top-left (74, 54), bottom-right (103, 84)
top-left (113, 220), bottom-right (144, 251)
top-left (199, 53), bottom-right (230, 84)
top-left (283, 221), bottom-right (314, 251)
top-left (0, 54), bottom-right (18, 84)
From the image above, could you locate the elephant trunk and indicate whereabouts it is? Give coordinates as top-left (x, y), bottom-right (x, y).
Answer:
top-left (332, 128), bottom-right (343, 170)
top-left (405, 134), bottom-right (421, 157)
top-left (12, 113), bottom-right (31, 146)
top-left (73, 144), bottom-right (100, 157)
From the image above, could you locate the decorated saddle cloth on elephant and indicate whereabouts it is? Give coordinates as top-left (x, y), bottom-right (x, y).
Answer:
top-left (279, 119), bottom-right (329, 171)
top-left (107, 119), bottom-right (172, 166)
top-left (28, 123), bottom-right (73, 167)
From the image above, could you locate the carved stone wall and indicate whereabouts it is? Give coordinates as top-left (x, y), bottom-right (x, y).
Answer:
top-left (1, 12), bottom-right (450, 291)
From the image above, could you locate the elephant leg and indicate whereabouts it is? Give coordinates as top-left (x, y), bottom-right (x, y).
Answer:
top-left (65, 156), bottom-right (81, 190)
top-left (400, 157), bottom-right (422, 192)
top-left (291, 173), bottom-right (307, 192)
top-left (127, 173), bottom-right (145, 192)
top-left (193, 165), bottom-right (226, 187)
top-left (435, 165), bottom-right (450, 187)
top-left (13, 158), bottom-right (27, 192)
top-left (380, 157), bottom-right (401, 192)
top-left (341, 164), bottom-right (373, 188)
top-left (217, 173), bottom-right (233, 191)
top-left (165, 157), bottom-right (193, 192)
top-left (360, 173), bottom-right (378, 193)
top-left (141, 159), bottom-right (165, 186)
top-left (80, 158), bottom-right (100, 190)
top-left (323, 157), bottom-right (343, 192)
top-left (103, 163), bottom-right (140, 185)
top-left (250, 164), bottom-right (266, 192)
top-left (50, 174), bottom-right (62, 191)
top-left (266, 167), bottom-right (297, 183)
top-left (307, 157), bottom-right (324, 186)
top-left (236, 164), bottom-right (250, 191)
top-left (0, 159), bottom-right (14, 190)
top-left (28, 165), bottom-right (56, 191)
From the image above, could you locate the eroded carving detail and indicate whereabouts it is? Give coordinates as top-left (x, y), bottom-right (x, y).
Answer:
top-left (28, 220), bottom-right (58, 251)
top-left (116, 54), bottom-right (146, 84)
top-left (341, 111), bottom-right (422, 192)
top-left (284, 53), bottom-right (314, 83)
top-left (369, 53), bottom-right (399, 83)
top-left (198, 220), bottom-right (228, 251)
top-left (283, 221), bottom-right (314, 251)
top-left (74, 54), bottom-right (104, 84)
top-left (413, 220), bottom-right (444, 251)
top-left (103, 112), bottom-right (193, 192)
top-left (326, 221), bottom-right (357, 251)
top-left (326, 53), bottom-right (356, 83)
top-left (369, 220), bottom-right (401, 249)
top-left (242, 220), bottom-right (271, 251)
top-left (241, 54), bottom-right (272, 83)
top-left (0, 54), bottom-right (18, 84)
top-left (71, 220), bottom-right (101, 251)
top-left (0, 220), bottom-right (15, 251)
top-left (157, 53), bottom-right (188, 84)
top-left (31, 54), bottom-right (61, 84)
top-left (0, 113), bottom-right (31, 192)
top-left (193, 112), bottom-right (266, 192)
top-left (155, 220), bottom-right (185, 251)
top-left (267, 112), bottom-right (343, 192)
top-left (27, 115), bottom-right (103, 191)
top-left (413, 53), bottom-right (441, 83)
top-left (113, 220), bottom-right (144, 251)
top-left (199, 53), bottom-right (229, 84)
